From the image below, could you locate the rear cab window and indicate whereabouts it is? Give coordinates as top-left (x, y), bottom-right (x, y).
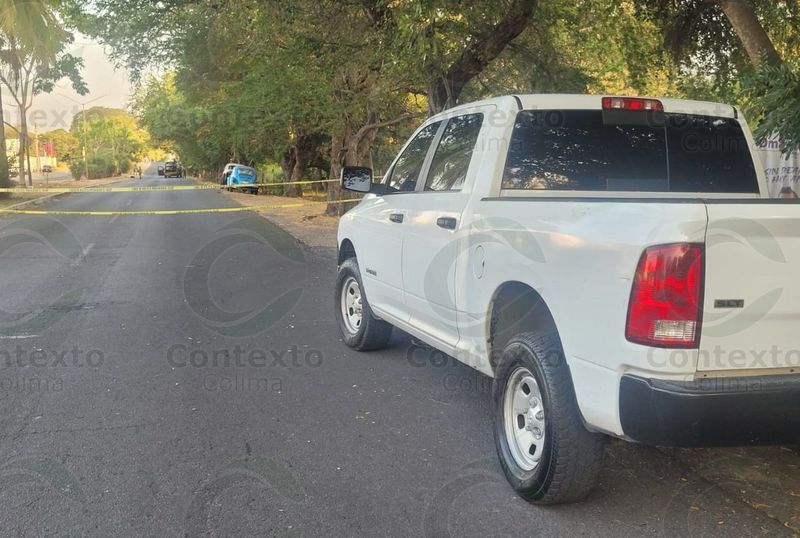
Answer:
top-left (502, 108), bottom-right (759, 194)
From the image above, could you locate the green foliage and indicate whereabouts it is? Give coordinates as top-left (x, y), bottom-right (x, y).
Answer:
top-left (0, 0), bottom-right (86, 185)
top-left (33, 50), bottom-right (87, 95)
top-left (70, 107), bottom-right (149, 177)
top-left (0, 1), bottom-right (68, 58)
top-left (634, 0), bottom-right (800, 107)
top-left (40, 128), bottom-right (78, 162)
top-left (69, 154), bottom-right (125, 180)
top-left (68, 159), bottom-right (82, 180)
top-left (471, 0), bottom-right (678, 98)
top-left (122, 1), bottom-right (418, 177)
top-left (743, 62), bottom-right (800, 152)
top-left (76, 0), bottom-right (800, 182)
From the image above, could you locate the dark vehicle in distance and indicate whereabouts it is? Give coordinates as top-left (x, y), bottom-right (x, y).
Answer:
top-left (41, 164), bottom-right (53, 173)
top-left (163, 161), bottom-right (184, 178)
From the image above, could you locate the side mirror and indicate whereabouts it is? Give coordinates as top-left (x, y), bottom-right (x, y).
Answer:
top-left (341, 166), bottom-right (374, 193)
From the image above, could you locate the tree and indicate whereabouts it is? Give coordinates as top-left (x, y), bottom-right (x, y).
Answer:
top-left (0, 0), bottom-right (86, 186)
top-left (69, 107), bottom-right (149, 178)
top-left (74, 0), bottom-right (536, 210)
top-left (466, 0), bottom-right (677, 99)
top-left (409, 0), bottom-right (539, 114)
top-left (0, 1), bottom-right (64, 191)
top-left (638, 0), bottom-right (800, 151)
top-left (40, 128), bottom-right (77, 163)
top-left (717, 0), bottom-right (782, 66)
top-left (0, 0), bottom-right (63, 190)
top-left (716, 0), bottom-right (800, 151)
top-left (78, 0), bottom-right (800, 210)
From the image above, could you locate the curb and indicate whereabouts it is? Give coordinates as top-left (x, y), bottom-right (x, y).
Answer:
top-left (4, 191), bottom-right (69, 210)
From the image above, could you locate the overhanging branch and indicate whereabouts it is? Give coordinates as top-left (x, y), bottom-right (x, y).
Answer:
top-left (350, 111), bottom-right (423, 150)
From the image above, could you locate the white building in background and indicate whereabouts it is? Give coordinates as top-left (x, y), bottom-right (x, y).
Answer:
top-left (5, 137), bottom-right (58, 174)
top-left (6, 138), bottom-right (19, 173)
top-left (757, 135), bottom-right (800, 197)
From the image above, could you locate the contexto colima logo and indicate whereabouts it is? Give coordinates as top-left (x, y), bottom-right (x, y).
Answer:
top-left (183, 216), bottom-right (305, 337)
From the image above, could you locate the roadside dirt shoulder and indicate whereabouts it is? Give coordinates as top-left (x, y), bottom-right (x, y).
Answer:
top-left (220, 188), bottom-right (342, 249)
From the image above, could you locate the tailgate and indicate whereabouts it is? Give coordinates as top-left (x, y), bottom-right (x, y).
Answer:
top-left (699, 203), bottom-right (800, 372)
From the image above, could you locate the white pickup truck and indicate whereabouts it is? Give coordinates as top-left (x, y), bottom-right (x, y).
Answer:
top-left (334, 94), bottom-right (800, 504)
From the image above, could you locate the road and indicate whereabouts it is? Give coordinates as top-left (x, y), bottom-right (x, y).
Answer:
top-left (0, 164), bottom-right (792, 537)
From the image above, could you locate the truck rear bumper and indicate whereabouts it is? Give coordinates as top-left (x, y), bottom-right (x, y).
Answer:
top-left (619, 373), bottom-right (800, 447)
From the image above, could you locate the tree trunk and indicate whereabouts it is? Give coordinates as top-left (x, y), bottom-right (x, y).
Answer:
top-left (287, 144), bottom-right (307, 198)
top-left (325, 122), bottom-right (383, 216)
top-left (426, 0), bottom-right (538, 114)
top-left (280, 146), bottom-right (296, 191)
top-left (112, 140), bottom-right (118, 175)
top-left (325, 110), bottom-right (423, 216)
top-left (25, 140), bottom-right (33, 186)
top-left (17, 137), bottom-right (25, 187)
top-left (717, 0), bottom-right (782, 67)
top-left (19, 104), bottom-right (32, 186)
top-left (325, 128), bottom-right (349, 217)
top-left (17, 127), bottom-right (25, 187)
top-left (283, 134), bottom-right (317, 198)
top-left (0, 87), bottom-right (9, 198)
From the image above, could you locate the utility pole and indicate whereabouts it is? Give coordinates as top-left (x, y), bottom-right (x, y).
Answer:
top-left (81, 105), bottom-right (88, 180)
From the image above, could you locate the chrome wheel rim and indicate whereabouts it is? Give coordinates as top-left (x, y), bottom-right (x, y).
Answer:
top-left (340, 277), bottom-right (363, 335)
top-left (503, 366), bottom-right (546, 471)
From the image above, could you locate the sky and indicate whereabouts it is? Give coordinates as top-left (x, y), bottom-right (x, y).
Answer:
top-left (25, 33), bottom-right (133, 133)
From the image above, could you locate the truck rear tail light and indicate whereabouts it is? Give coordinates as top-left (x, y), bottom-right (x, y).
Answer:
top-left (602, 97), bottom-right (664, 112)
top-left (626, 244), bottom-right (704, 348)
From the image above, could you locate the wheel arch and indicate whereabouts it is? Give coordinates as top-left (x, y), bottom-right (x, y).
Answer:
top-left (487, 281), bottom-right (562, 373)
top-left (338, 238), bottom-right (357, 266)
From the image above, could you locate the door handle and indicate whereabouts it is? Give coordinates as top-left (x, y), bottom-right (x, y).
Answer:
top-left (436, 217), bottom-right (457, 230)
top-left (389, 213), bottom-right (404, 223)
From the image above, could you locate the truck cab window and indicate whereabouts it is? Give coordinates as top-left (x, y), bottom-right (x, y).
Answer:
top-left (386, 121), bottom-right (442, 192)
top-left (502, 109), bottom-right (759, 193)
top-left (424, 113), bottom-right (484, 192)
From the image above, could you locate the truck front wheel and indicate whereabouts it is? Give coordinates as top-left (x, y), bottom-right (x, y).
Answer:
top-left (493, 332), bottom-right (606, 504)
top-left (335, 257), bottom-right (392, 351)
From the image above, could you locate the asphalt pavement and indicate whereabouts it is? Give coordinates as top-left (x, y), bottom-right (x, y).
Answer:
top-left (0, 164), bottom-right (792, 537)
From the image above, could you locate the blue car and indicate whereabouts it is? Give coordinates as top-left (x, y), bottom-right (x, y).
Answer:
top-left (225, 165), bottom-right (259, 194)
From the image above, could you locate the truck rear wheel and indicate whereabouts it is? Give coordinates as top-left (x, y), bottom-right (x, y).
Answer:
top-left (492, 332), bottom-right (605, 504)
top-left (335, 257), bottom-right (392, 351)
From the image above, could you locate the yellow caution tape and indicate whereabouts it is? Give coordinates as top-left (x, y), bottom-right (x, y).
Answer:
top-left (0, 185), bottom-right (219, 193)
top-left (0, 176), bottom-right (384, 193)
top-left (0, 180), bottom-right (339, 193)
top-left (256, 179), bottom-right (340, 186)
top-left (0, 197), bottom-right (362, 216)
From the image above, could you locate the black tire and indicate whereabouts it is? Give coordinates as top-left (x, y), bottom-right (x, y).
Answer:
top-left (492, 332), bottom-right (606, 504)
top-left (335, 257), bottom-right (392, 351)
